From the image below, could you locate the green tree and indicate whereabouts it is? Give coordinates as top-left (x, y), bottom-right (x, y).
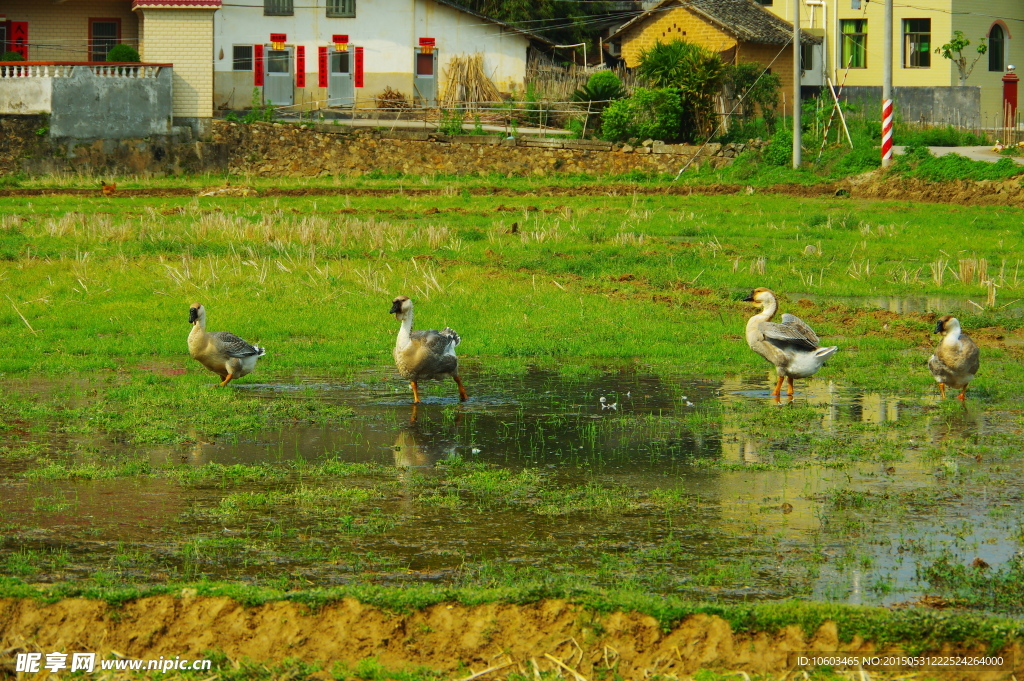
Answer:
top-left (600, 87), bottom-right (683, 142)
top-left (636, 40), bottom-right (726, 140)
top-left (727, 62), bottom-right (782, 133)
top-left (460, 0), bottom-right (616, 45)
top-left (935, 31), bottom-right (987, 86)
top-left (571, 70), bottom-right (627, 135)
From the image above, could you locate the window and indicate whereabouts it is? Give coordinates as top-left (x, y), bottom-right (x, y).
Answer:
top-left (841, 19), bottom-right (867, 68)
top-left (801, 43), bottom-right (814, 71)
top-left (755, 0), bottom-right (773, 6)
top-left (267, 49), bottom-right (290, 73)
top-left (990, 24), bottom-right (1005, 72)
top-left (416, 51), bottom-right (434, 76)
top-left (233, 45), bottom-right (253, 70)
top-left (264, 0), bottom-right (293, 16)
top-left (903, 18), bottom-right (930, 68)
top-left (89, 19), bottom-right (120, 62)
top-left (327, 0), bottom-right (356, 17)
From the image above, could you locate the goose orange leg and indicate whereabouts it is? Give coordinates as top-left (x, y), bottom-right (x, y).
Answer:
top-left (958, 387), bottom-right (967, 401)
top-left (219, 373), bottom-right (235, 387)
top-left (410, 381), bottom-right (422, 404)
top-left (938, 382), bottom-right (947, 399)
top-left (772, 376), bottom-right (785, 396)
top-left (454, 375), bottom-right (468, 401)
top-left (786, 376), bottom-right (795, 396)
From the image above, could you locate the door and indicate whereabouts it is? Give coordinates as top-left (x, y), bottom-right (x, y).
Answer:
top-left (264, 48), bottom-right (294, 106)
top-left (328, 49), bottom-right (354, 107)
top-left (413, 48), bottom-right (437, 107)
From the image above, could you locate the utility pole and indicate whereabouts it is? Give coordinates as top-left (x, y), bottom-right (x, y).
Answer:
top-left (881, 0), bottom-right (893, 166)
top-left (792, 0), bottom-right (802, 168)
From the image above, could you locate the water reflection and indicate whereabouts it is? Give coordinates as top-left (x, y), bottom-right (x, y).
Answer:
top-left (2, 365), bottom-right (1018, 609)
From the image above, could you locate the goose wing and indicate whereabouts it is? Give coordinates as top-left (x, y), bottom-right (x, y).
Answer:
top-left (411, 327), bottom-right (461, 356)
top-left (209, 331), bottom-right (264, 358)
top-left (959, 335), bottom-right (981, 375)
top-left (759, 317), bottom-right (819, 350)
top-left (781, 313), bottom-right (821, 345)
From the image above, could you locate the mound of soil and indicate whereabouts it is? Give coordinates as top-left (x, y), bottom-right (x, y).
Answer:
top-left (0, 596), bottom-right (1018, 680)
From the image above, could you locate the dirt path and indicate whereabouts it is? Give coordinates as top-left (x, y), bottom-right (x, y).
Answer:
top-left (0, 596), bottom-right (1017, 680)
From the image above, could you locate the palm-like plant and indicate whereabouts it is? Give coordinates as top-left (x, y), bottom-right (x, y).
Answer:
top-left (571, 70), bottom-right (628, 134)
top-left (636, 40), bottom-right (726, 140)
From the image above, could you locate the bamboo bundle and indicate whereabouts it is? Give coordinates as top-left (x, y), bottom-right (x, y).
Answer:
top-left (440, 54), bottom-right (502, 111)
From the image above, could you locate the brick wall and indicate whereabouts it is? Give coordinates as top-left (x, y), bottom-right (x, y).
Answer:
top-left (620, 7), bottom-right (736, 67)
top-left (136, 8), bottom-right (214, 118)
top-left (1, 0), bottom-right (138, 62)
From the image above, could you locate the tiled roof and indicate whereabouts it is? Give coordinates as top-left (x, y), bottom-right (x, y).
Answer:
top-left (610, 0), bottom-right (821, 46)
top-left (132, 0), bottom-right (221, 6)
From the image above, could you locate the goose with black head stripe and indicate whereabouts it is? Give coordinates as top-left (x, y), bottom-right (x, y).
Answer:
top-left (390, 296), bottom-right (467, 404)
top-left (187, 303), bottom-right (265, 387)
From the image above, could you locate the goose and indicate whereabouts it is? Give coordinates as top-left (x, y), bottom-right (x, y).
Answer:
top-left (929, 315), bottom-right (979, 400)
top-left (743, 287), bottom-right (838, 396)
top-left (390, 296), bottom-right (467, 404)
top-left (187, 303), bottom-right (265, 387)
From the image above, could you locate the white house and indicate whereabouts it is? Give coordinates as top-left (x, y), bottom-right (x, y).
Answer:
top-left (213, 0), bottom-right (556, 110)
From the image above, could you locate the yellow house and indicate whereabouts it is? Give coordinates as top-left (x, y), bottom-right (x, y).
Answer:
top-left (0, 0), bottom-right (218, 125)
top-left (608, 0), bottom-right (822, 115)
top-left (762, 0), bottom-right (1023, 124)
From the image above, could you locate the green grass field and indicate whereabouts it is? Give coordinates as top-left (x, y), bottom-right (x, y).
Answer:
top-left (3, 177), bottom-right (1024, 673)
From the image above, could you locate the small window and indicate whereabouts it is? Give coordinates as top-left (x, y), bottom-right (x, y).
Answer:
top-left (233, 45), bottom-right (253, 71)
top-left (264, 0), bottom-right (293, 16)
top-left (416, 51), bottom-right (434, 76)
top-left (267, 49), bottom-right (290, 73)
top-left (90, 19), bottom-right (120, 62)
top-left (331, 51), bottom-right (350, 74)
top-left (903, 18), bottom-right (930, 68)
top-left (327, 0), bottom-right (356, 18)
top-left (801, 43), bottom-right (814, 71)
top-left (755, 0), bottom-right (773, 6)
top-left (990, 24), bottom-right (1005, 72)
top-left (841, 19), bottom-right (867, 69)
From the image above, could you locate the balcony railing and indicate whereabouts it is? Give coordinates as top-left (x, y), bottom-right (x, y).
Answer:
top-left (0, 61), bottom-right (170, 79)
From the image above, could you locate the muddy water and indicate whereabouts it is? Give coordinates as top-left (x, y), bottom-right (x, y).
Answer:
top-left (2, 366), bottom-right (1023, 610)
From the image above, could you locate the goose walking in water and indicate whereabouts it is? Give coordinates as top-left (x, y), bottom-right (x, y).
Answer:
top-left (929, 315), bottom-right (979, 400)
top-left (744, 287), bottom-right (838, 396)
top-left (187, 303), bottom-right (265, 387)
top-left (390, 296), bottom-right (467, 404)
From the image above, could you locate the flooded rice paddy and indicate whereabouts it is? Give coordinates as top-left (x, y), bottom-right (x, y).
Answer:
top-left (2, 364), bottom-right (1022, 612)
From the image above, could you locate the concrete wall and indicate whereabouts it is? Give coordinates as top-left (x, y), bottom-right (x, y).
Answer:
top-left (213, 0), bottom-right (531, 110)
top-left (48, 66), bottom-right (173, 138)
top-left (840, 85), bottom-right (981, 128)
top-left (0, 76), bottom-right (52, 115)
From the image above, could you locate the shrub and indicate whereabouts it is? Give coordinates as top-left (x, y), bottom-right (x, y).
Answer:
top-left (636, 40), bottom-right (726, 140)
top-left (601, 87), bottom-right (683, 142)
top-left (761, 124), bottom-right (792, 166)
top-left (106, 44), bottom-right (140, 63)
top-left (571, 70), bottom-right (627, 136)
top-left (727, 62), bottom-right (781, 133)
top-left (1, 51), bottom-right (25, 62)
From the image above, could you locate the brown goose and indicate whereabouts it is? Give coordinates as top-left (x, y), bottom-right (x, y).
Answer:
top-left (743, 287), bottom-right (838, 396)
top-left (187, 303), bottom-right (265, 387)
top-left (390, 296), bottom-right (467, 404)
top-left (929, 315), bottom-right (980, 400)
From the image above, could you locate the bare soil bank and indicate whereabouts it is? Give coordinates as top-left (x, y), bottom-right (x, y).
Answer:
top-left (1, 176), bottom-right (1021, 207)
top-left (0, 596), bottom-right (1018, 680)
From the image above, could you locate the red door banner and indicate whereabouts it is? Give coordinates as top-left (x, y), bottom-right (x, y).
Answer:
top-left (295, 45), bottom-right (305, 87)
top-left (354, 46), bottom-right (364, 88)
top-left (254, 44), bottom-right (264, 86)
top-left (10, 22), bottom-right (28, 59)
top-left (318, 46), bottom-right (328, 88)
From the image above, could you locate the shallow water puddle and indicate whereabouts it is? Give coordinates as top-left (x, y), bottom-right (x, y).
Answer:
top-left (2, 366), bottom-right (1023, 609)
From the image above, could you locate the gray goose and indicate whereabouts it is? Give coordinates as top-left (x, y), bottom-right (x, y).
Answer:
top-left (929, 315), bottom-right (980, 400)
top-left (390, 296), bottom-right (467, 404)
top-left (187, 303), bottom-right (265, 386)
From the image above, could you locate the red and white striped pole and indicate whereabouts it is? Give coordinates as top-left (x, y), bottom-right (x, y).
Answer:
top-left (881, 98), bottom-right (893, 164)
top-left (881, 0), bottom-right (893, 166)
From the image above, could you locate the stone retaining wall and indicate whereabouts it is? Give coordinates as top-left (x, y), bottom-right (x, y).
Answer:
top-left (1, 116), bottom-right (748, 177)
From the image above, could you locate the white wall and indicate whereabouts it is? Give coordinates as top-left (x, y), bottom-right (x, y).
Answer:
top-left (213, 0), bottom-right (530, 107)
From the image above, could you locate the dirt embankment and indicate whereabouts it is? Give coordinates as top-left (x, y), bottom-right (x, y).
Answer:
top-left (1, 174), bottom-right (1022, 207)
top-left (0, 596), bottom-right (1018, 680)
